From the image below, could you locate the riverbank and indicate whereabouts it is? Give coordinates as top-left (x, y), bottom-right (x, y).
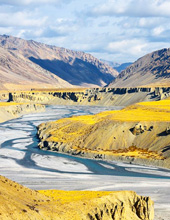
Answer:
top-left (38, 99), bottom-right (170, 169)
top-left (0, 102), bottom-right (45, 123)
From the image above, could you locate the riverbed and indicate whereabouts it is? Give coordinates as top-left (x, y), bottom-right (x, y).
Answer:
top-left (0, 105), bottom-right (170, 219)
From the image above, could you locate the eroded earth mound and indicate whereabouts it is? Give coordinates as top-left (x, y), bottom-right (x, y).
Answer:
top-left (38, 99), bottom-right (170, 168)
top-left (0, 175), bottom-right (154, 220)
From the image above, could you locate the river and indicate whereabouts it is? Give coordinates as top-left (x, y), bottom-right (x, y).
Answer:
top-left (0, 105), bottom-right (170, 219)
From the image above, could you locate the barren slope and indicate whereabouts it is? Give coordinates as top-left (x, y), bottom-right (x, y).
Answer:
top-left (108, 48), bottom-right (170, 87)
top-left (0, 35), bottom-right (118, 90)
top-left (0, 175), bottom-right (154, 220)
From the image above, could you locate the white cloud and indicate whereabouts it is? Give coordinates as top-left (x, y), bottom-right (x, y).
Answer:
top-left (0, 11), bottom-right (47, 27)
top-left (0, 0), bottom-right (69, 6)
top-left (92, 0), bottom-right (170, 17)
top-left (107, 39), bottom-right (148, 56)
top-left (152, 27), bottom-right (164, 36)
top-left (0, 0), bottom-right (170, 63)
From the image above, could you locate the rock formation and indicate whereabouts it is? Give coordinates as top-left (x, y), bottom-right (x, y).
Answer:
top-left (8, 86), bottom-right (170, 106)
top-left (37, 99), bottom-right (170, 169)
top-left (0, 35), bottom-right (118, 90)
top-left (108, 48), bottom-right (170, 87)
top-left (0, 175), bottom-right (154, 220)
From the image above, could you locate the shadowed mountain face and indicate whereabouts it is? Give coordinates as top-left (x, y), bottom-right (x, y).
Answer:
top-left (108, 48), bottom-right (170, 87)
top-left (0, 35), bottom-right (118, 90)
top-left (29, 57), bottom-right (116, 86)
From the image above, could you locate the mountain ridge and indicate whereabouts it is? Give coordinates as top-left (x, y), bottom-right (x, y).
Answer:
top-left (108, 48), bottom-right (170, 87)
top-left (0, 35), bottom-right (118, 90)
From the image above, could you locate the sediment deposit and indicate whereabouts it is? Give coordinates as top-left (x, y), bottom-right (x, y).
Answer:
top-left (38, 99), bottom-right (170, 168)
top-left (0, 175), bottom-right (154, 220)
top-left (9, 86), bottom-right (170, 106)
top-left (0, 102), bottom-right (45, 123)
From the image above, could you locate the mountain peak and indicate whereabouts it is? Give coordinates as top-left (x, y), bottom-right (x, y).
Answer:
top-left (108, 48), bottom-right (170, 87)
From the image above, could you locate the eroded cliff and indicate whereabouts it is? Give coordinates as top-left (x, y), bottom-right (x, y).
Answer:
top-left (38, 99), bottom-right (170, 168)
top-left (0, 175), bottom-right (154, 220)
top-left (9, 86), bottom-right (170, 106)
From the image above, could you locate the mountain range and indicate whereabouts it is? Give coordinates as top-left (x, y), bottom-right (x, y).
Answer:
top-left (0, 35), bottom-right (118, 90)
top-left (1, 35), bottom-right (170, 90)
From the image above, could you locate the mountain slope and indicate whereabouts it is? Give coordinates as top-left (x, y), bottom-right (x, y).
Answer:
top-left (0, 35), bottom-right (118, 90)
top-left (0, 45), bottom-right (71, 90)
top-left (108, 48), bottom-right (170, 87)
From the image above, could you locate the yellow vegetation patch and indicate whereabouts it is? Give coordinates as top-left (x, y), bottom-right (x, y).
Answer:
top-left (56, 99), bottom-right (170, 124)
top-left (38, 190), bottom-right (112, 204)
top-left (73, 146), bottom-right (165, 160)
top-left (0, 102), bottom-right (25, 107)
top-left (42, 99), bottom-right (170, 144)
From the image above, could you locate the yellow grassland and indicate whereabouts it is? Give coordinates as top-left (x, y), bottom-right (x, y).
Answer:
top-left (46, 99), bottom-right (170, 144)
top-left (39, 190), bottom-right (112, 204)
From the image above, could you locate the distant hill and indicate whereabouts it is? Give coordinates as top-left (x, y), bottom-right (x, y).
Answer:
top-left (0, 35), bottom-right (118, 90)
top-left (114, 63), bottom-right (132, 73)
top-left (100, 59), bottom-right (132, 73)
top-left (108, 48), bottom-right (170, 87)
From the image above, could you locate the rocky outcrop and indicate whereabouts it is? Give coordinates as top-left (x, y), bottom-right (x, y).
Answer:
top-left (0, 175), bottom-right (154, 220)
top-left (0, 35), bottom-right (118, 89)
top-left (0, 91), bottom-right (9, 100)
top-left (0, 102), bottom-right (45, 123)
top-left (8, 86), bottom-right (170, 106)
top-left (37, 99), bottom-right (170, 169)
top-left (108, 48), bottom-right (170, 87)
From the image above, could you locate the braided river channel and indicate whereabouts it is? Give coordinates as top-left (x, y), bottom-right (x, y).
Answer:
top-left (0, 105), bottom-right (170, 219)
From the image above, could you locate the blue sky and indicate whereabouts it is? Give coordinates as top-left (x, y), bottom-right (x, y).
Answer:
top-left (0, 0), bottom-right (170, 63)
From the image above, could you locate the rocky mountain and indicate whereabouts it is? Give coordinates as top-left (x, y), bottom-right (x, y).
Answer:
top-left (108, 48), bottom-right (170, 87)
top-left (101, 59), bottom-right (132, 73)
top-left (0, 35), bottom-right (118, 90)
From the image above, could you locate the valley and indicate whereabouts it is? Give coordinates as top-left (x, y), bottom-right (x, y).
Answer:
top-left (0, 35), bottom-right (170, 220)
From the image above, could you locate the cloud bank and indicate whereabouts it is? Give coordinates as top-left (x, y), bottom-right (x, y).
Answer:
top-left (0, 0), bottom-right (170, 63)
